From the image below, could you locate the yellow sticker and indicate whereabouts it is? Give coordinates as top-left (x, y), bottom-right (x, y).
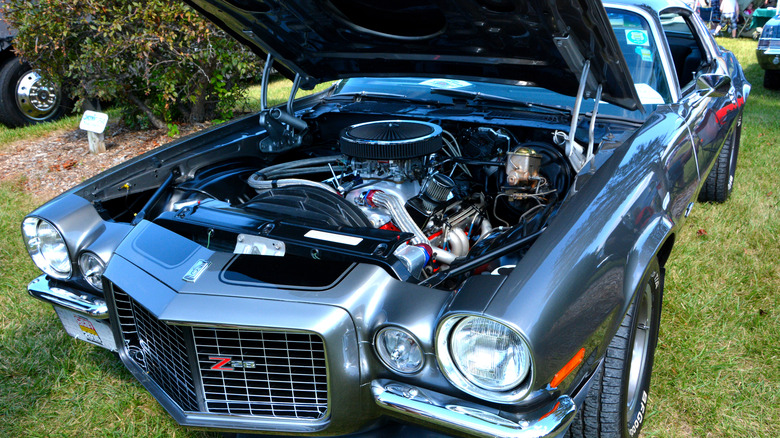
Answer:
top-left (76, 315), bottom-right (101, 343)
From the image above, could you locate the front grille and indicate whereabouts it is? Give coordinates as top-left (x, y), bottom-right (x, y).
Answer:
top-left (113, 287), bottom-right (199, 411)
top-left (194, 328), bottom-right (328, 419)
top-left (111, 285), bottom-right (328, 420)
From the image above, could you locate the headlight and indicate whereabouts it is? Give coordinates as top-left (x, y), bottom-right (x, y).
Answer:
top-left (79, 252), bottom-right (106, 290)
top-left (437, 315), bottom-right (532, 401)
top-left (22, 217), bottom-right (71, 279)
top-left (375, 327), bottom-right (424, 374)
top-left (450, 317), bottom-right (530, 390)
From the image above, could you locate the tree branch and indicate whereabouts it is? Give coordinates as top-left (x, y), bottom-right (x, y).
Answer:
top-left (126, 93), bottom-right (166, 130)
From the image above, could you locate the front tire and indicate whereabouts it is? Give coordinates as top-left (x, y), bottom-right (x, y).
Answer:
top-left (698, 114), bottom-right (741, 203)
top-left (764, 70), bottom-right (780, 90)
top-left (566, 259), bottom-right (663, 438)
top-left (0, 57), bottom-right (68, 127)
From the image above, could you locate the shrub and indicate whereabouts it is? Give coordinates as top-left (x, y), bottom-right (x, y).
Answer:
top-left (4, 0), bottom-right (262, 128)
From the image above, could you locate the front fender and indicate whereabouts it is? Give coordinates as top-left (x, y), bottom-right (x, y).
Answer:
top-left (623, 214), bottom-right (674, 315)
top-left (474, 109), bottom-right (686, 401)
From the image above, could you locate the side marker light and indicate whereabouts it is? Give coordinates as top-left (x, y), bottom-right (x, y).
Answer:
top-left (550, 348), bottom-right (585, 388)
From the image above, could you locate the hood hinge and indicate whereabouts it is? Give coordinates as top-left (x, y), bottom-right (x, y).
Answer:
top-left (258, 54), bottom-right (309, 153)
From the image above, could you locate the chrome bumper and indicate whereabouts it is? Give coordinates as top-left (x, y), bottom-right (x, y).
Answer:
top-left (27, 275), bottom-right (109, 319)
top-left (28, 271), bottom-right (577, 437)
top-left (372, 380), bottom-right (575, 438)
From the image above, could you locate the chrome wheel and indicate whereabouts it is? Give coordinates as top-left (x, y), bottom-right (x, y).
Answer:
top-left (15, 70), bottom-right (60, 121)
top-left (626, 283), bottom-right (652, 413)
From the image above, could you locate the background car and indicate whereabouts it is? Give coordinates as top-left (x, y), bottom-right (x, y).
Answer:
top-left (19, 0), bottom-right (748, 437)
top-left (756, 12), bottom-right (780, 89)
top-left (0, 4), bottom-right (67, 127)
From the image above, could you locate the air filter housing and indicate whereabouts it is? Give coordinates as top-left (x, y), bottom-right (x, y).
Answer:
top-left (340, 120), bottom-right (443, 160)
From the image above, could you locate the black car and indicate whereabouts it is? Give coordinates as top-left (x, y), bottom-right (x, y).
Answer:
top-left (0, 5), bottom-right (67, 127)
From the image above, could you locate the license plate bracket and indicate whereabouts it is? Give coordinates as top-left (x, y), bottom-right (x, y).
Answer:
top-left (54, 307), bottom-right (117, 351)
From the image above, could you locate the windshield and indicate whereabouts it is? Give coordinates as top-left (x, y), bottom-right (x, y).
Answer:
top-left (607, 9), bottom-right (672, 105)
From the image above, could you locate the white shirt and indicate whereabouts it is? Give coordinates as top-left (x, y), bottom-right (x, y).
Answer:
top-left (720, 0), bottom-right (738, 15)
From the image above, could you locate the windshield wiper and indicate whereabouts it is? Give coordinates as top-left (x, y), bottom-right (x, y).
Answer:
top-left (430, 88), bottom-right (570, 115)
top-left (325, 91), bottom-right (447, 106)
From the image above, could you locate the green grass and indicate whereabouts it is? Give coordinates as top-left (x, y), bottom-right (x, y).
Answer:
top-left (235, 75), bottom-right (334, 115)
top-left (0, 181), bottom-right (214, 437)
top-left (0, 114), bottom-right (80, 146)
top-left (0, 41), bottom-right (777, 437)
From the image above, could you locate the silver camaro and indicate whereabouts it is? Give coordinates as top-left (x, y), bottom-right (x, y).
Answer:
top-left (21, 0), bottom-right (749, 436)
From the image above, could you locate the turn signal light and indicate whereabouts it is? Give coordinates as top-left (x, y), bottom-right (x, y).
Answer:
top-left (550, 348), bottom-right (585, 388)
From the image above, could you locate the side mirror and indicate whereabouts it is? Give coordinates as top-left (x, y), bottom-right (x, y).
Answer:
top-left (695, 73), bottom-right (732, 98)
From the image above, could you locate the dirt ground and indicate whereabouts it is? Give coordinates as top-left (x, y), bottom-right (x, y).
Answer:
top-left (0, 122), bottom-right (209, 202)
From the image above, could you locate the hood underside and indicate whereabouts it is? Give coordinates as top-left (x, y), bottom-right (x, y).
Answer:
top-left (185, 0), bottom-right (642, 110)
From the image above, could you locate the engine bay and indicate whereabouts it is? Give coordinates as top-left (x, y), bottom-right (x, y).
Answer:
top-left (110, 116), bottom-right (576, 288)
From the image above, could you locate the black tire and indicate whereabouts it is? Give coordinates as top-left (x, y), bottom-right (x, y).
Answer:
top-left (764, 70), bottom-right (780, 90)
top-left (566, 259), bottom-right (663, 438)
top-left (698, 114), bottom-right (740, 203)
top-left (0, 57), bottom-right (68, 127)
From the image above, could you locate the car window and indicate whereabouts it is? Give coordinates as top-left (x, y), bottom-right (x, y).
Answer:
top-left (660, 12), bottom-right (708, 90)
top-left (607, 9), bottom-right (672, 105)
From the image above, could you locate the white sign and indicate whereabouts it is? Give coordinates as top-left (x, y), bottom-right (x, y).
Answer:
top-left (79, 110), bottom-right (109, 134)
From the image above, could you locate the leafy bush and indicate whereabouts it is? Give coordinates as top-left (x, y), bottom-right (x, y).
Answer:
top-left (4, 0), bottom-right (262, 128)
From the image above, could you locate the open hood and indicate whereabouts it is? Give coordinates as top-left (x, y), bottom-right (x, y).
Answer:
top-left (184, 0), bottom-right (642, 110)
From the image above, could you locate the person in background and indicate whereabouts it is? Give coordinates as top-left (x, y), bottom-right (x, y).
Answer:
top-left (715, 0), bottom-right (739, 37)
top-left (684, 0), bottom-right (706, 11)
top-left (710, 0), bottom-right (722, 32)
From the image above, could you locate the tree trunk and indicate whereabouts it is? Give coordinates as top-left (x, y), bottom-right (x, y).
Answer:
top-left (189, 76), bottom-right (210, 123)
top-left (127, 93), bottom-right (166, 130)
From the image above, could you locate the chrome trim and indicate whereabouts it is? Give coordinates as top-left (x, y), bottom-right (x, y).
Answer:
top-left (22, 216), bottom-right (73, 280)
top-left (27, 275), bottom-right (109, 319)
top-left (374, 326), bottom-right (425, 374)
top-left (435, 314), bottom-right (534, 403)
top-left (15, 70), bottom-right (60, 120)
top-left (372, 380), bottom-right (575, 438)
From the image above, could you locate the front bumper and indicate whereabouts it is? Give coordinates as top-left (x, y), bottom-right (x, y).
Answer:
top-left (29, 254), bottom-right (577, 438)
top-left (28, 275), bottom-right (108, 319)
top-left (756, 48), bottom-right (780, 70)
top-left (372, 380), bottom-right (576, 438)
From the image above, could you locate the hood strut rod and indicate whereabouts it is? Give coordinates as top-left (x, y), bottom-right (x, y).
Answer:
top-left (587, 84), bottom-right (603, 165)
top-left (566, 60), bottom-right (591, 173)
top-left (131, 169), bottom-right (180, 226)
top-left (260, 53), bottom-right (274, 111)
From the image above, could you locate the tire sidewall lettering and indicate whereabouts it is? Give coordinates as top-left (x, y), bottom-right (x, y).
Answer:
top-left (628, 390), bottom-right (648, 437)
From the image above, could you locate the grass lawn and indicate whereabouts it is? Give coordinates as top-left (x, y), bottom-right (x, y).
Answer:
top-left (0, 38), bottom-right (777, 437)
